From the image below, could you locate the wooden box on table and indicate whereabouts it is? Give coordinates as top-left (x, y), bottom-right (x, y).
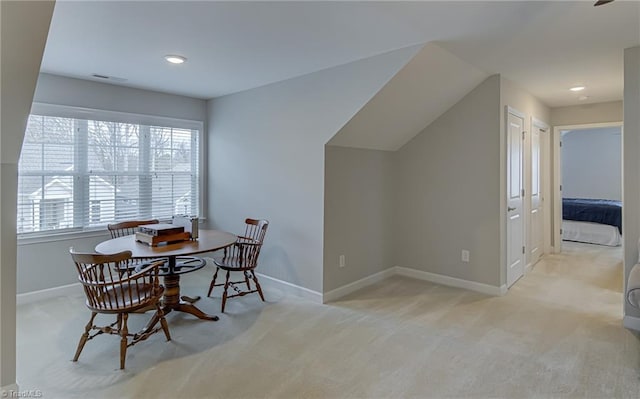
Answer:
top-left (135, 223), bottom-right (190, 246)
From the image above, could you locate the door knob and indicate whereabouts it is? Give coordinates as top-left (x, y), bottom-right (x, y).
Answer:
top-left (508, 207), bottom-right (516, 211)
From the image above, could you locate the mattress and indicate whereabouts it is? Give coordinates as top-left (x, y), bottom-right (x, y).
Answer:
top-left (562, 198), bottom-right (622, 233)
top-left (562, 220), bottom-right (621, 247)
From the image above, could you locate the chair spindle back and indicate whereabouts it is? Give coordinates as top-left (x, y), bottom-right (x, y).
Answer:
top-left (221, 219), bottom-right (269, 267)
top-left (70, 249), bottom-right (162, 312)
top-left (242, 218), bottom-right (269, 244)
top-left (107, 219), bottom-right (160, 238)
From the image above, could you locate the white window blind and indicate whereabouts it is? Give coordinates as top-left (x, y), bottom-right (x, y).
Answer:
top-left (17, 113), bottom-right (200, 235)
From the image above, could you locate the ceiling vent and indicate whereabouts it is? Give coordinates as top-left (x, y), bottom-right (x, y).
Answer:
top-left (91, 73), bottom-right (127, 82)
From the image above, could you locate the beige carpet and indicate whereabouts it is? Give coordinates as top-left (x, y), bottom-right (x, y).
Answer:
top-left (16, 242), bottom-right (640, 398)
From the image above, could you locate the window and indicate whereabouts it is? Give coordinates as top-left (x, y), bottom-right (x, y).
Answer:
top-left (17, 108), bottom-right (201, 235)
top-left (39, 198), bottom-right (67, 230)
top-left (89, 200), bottom-right (101, 224)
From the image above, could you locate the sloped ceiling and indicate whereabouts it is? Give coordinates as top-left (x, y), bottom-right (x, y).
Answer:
top-left (328, 43), bottom-right (489, 151)
top-left (43, 2), bottom-right (638, 105)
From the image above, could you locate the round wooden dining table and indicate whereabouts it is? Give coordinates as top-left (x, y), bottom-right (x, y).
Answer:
top-left (95, 229), bottom-right (237, 322)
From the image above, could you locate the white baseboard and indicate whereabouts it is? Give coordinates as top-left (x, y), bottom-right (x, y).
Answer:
top-left (17, 274), bottom-right (324, 306)
top-left (525, 262), bottom-right (533, 275)
top-left (623, 315), bottom-right (640, 331)
top-left (16, 282), bottom-right (82, 306)
top-left (323, 268), bottom-right (396, 303)
top-left (395, 266), bottom-right (506, 296)
top-left (255, 273), bottom-right (323, 304)
top-left (323, 266), bottom-right (506, 302)
top-left (1, 383), bottom-right (19, 396)
top-left (16, 267), bottom-right (507, 307)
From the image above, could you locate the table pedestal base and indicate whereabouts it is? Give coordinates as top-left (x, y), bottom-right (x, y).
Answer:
top-left (162, 274), bottom-right (218, 321)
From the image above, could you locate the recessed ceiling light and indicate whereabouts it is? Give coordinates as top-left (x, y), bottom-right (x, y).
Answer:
top-left (569, 86), bottom-right (586, 92)
top-left (164, 55), bottom-right (186, 64)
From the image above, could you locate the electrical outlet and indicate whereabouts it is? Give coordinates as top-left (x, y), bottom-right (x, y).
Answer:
top-left (461, 250), bottom-right (470, 263)
top-left (339, 255), bottom-right (345, 268)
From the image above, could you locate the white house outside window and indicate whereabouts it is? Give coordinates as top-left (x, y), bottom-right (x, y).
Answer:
top-left (17, 110), bottom-right (201, 235)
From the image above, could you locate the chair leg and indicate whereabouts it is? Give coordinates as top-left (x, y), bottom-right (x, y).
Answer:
top-left (208, 267), bottom-right (219, 297)
top-left (221, 270), bottom-right (231, 313)
top-left (251, 271), bottom-right (265, 302)
top-left (244, 271), bottom-right (252, 291)
top-left (157, 304), bottom-right (171, 341)
top-left (120, 313), bottom-right (129, 370)
top-left (73, 312), bottom-right (97, 362)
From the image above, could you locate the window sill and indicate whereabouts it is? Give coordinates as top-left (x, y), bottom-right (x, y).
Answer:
top-left (17, 229), bottom-right (110, 246)
top-left (16, 217), bottom-right (207, 246)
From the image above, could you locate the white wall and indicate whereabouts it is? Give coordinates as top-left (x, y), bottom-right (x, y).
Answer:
top-left (0, 0), bottom-right (54, 389)
top-left (207, 46), bottom-right (418, 294)
top-left (35, 73), bottom-right (207, 122)
top-left (551, 101), bottom-right (623, 127)
top-left (17, 74), bottom-right (208, 294)
top-left (623, 46), bottom-right (640, 322)
top-left (393, 75), bottom-right (502, 287)
top-left (324, 146), bottom-right (395, 292)
top-left (323, 75), bottom-right (551, 293)
top-left (561, 127), bottom-right (622, 201)
top-left (18, 232), bottom-right (114, 294)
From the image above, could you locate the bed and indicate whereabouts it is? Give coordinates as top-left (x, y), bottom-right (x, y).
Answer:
top-left (562, 198), bottom-right (622, 246)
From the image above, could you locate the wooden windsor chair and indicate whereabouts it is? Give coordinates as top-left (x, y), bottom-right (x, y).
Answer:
top-left (70, 249), bottom-right (171, 369)
top-left (107, 219), bottom-right (160, 238)
top-left (107, 219), bottom-right (161, 275)
top-left (207, 218), bottom-right (269, 312)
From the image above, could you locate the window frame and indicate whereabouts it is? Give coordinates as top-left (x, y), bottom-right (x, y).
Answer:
top-left (17, 103), bottom-right (205, 243)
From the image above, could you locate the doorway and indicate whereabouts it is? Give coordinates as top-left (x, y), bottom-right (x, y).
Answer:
top-left (552, 122), bottom-right (623, 252)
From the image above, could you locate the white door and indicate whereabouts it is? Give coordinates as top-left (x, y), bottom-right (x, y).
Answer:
top-left (553, 128), bottom-right (564, 253)
top-left (529, 124), bottom-right (545, 265)
top-left (507, 109), bottom-right (525, 288)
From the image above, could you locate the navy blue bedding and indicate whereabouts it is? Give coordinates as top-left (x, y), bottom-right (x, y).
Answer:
top-left (562, 198), bottom-right (622, 233)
